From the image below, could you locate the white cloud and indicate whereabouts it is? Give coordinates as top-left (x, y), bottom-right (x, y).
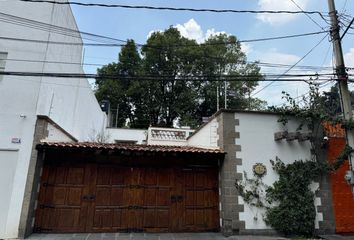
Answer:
top-left (148, 19), bottom-right (228, 44)
top-left (241, 43), bottom-right (253, 55)
top-left (256, 0), bottom-right (309, 25)
top-left (176, 19), bottom-right (204, 43)
top-left (257, 48), bottom-right (300, 72)
top-left (344, 48), bottom-right (354, 67)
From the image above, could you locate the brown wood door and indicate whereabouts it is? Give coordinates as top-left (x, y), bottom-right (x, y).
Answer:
top-left (88, 165), bottom-right (173, 233)
top-left (35, 163), bottom-right (91, 232)
top-left (35, 163), bottom-right (219, 233)
top-left (176, 167), bottom-right (220, 232)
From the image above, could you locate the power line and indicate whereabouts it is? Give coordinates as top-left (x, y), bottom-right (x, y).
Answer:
top-left (0, 11), bottom-right (127, 44)
top-left (289, 0), bottom-right (325, 30)
top-left (251, 33), bottom-right (329, 97)
top-left (19, 0), bottom-right (328, 19)
top-left (0, 71), bottom-right (337, 81)
top-left (2, 57), bottom-right (347, 72)
top-left (0, 30), bottom-right (329, 48)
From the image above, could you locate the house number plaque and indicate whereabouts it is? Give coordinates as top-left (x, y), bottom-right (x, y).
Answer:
top-left (253, 163), bottom-right (267, 177)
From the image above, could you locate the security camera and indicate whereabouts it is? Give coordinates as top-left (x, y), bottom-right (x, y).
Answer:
top-left (323, 136), bottom-right (329, 141)
top-left (344, 171), bottom-right (354, 185)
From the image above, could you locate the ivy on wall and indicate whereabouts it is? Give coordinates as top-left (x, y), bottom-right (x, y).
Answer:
top-left (236, 83), bottom-right (350, 237)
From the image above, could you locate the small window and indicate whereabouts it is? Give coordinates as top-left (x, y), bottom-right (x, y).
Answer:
top-left (0, 52), bottom-right (7, 81)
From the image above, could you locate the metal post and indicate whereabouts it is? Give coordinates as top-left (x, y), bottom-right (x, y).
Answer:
top-left (224, 81), bottom-right (227, 109)
top-left (328, 0), bottom-right (354, 192)
top-left (115, 104), bottom-right (119, 128)
top-left (217, 85), bottom-right (220, 111)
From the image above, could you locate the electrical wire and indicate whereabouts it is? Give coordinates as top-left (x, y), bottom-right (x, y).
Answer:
top-left (2, 57), bottom-right (349, 72)
top-left (0, 11), bottom-right (127, 44)
top-left (19, 0), bottom-right (328, 19)
top-left (251, 33), bottom-right (329, 97)
top-left (0, 71), bottom-right (337, 81)
top-left (289, 0), bottom-right (325, 30)
top-left (0, 30), bottom-right (329, 48)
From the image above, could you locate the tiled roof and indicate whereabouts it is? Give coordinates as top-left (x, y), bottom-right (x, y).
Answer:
top-left (37, 142), bottom-right (224, 154)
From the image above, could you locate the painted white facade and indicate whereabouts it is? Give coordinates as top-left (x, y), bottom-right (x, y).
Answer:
top-left (147, 127), bottom-right (194, 146)
top-left (0, 2), bottom-right (106, 238)
top-left (187, 118), bottom-right (219, 149)
top-left (44, 121), bottom-right (76, 143)
top-left (105, 128), bottom-right (147, 144)
top-left (234, 113), bottom-right (322, 230)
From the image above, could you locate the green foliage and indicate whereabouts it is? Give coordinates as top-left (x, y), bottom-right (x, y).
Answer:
top-left (265, 157), bottom-right (326, 237)
top-left (95, 27), bottom-right (265, 128)
top-left (236, 83), bottom-right (351, 237)
top-left (235, 172), bottom-right (267, 208)
top-left (331, 145), bottom-right (353, 170)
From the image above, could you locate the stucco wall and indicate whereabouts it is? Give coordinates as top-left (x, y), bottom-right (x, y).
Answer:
top-left (0, 150), bottom-right (19, 237)
top-left (0, 1), bottom-right (106, 238)
top-left (105, 128), bottom-right (147, 144)
top-left (234, 112), bottom-right (322, 231)
top-left (187, 118), bottom-right (219, 149)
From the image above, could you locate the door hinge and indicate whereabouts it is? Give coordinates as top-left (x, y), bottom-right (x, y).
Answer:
top-left (34, 226), bottom-right (53, 232)
top-left (42, 182), bottom-right (54, 187)
top-left (39, 204), bottom-right (55, 209)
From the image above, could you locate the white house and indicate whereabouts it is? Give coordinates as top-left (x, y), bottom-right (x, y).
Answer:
top-left (0, 1), bottom-right (106, 238)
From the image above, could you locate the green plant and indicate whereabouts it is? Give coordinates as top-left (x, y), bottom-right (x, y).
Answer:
top-left (235, 172), bottom-right (267, 208)
top-left (264, 157), bottom-right (327, 237)
top-left (236, 83), bottom-right (350, 236)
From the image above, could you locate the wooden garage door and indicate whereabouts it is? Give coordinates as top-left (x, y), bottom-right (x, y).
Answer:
top-left (35, 163), bottom-right (219, 233)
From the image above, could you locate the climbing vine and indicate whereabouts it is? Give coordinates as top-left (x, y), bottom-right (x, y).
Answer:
top-left (236, 83), bottom-right (351, 237)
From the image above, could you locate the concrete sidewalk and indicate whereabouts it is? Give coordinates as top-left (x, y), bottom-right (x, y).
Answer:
top-left (26, 233), bottom-right (288, 240)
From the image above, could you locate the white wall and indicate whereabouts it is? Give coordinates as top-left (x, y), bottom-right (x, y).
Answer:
top-left (235, 113), bottom-right (322, 230)
top-left (187, 118), bottom-right (219, 149)
top-left (0, 150), bottom-right (18, 238)
top-left (44, 122), bottom-right (76, 143)
top-left (105, 128), bottom-right (147, 144)
top-left (0, 1), bottom-right (106, 238)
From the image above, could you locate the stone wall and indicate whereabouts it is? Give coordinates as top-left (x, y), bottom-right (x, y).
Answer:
top-left (217, 112), bottom-right (245, 235)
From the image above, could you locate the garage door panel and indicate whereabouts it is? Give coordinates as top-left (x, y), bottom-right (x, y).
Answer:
top-left (93, 209), bottom-right (112, 229)
top-left (143, 209), bottom-right (156, 227)
top-left (57, 208), bottom-right (81, 228)
top-left (111, 188), bottom-right (125, 205)
top-left (157, 170), bottom-right (170, 186)
top-left (145, 168), bottom-right (157, 185)
top-left (144, 188), bottom-right (157, 206)
top-left (67, 188), bottom-right (82, 206)
top-left (112, 209), bottom-right (125, 228)
top-left (36, 163), bottom-right (219, 233)
top-left (97, 167), bottom-right (111, 185)
top-left (52, 187), bottom-right (67, 205)
top-left (67, 168), bottom-right (85, 184)
top-left (54, 167), bottom-right (66, 184)
top-left (156, 189), bottom-right (170, 206)
top-left (96, 187), bottom-right (110, 206)
top-left (156, 209), bottom-right (170, 228)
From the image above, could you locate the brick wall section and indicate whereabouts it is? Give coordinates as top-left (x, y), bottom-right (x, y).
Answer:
top-left (18, 118), bottom-right (48, 238)
top-left (217, 112), bottom-right (245, 236)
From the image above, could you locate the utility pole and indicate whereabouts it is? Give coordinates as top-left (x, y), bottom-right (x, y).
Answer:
top-left (328, 0), bottom-right (354, 192)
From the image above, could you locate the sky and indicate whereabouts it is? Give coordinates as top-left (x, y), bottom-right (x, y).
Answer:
top-left (69, 0), bottom-right (354, 106)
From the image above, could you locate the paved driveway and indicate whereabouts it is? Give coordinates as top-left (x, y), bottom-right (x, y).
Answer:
top-left (26, 233), bottom-right (287, 240)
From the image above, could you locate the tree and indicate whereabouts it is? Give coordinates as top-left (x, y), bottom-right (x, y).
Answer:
top-left (95, 39), bottom-right (142, 127)
top-left (190, 34), bottom-right (264, 126)
top-left (95, 28), bottom-right (265, 129)
top-left (140, 27), bottom-right (201, 127)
